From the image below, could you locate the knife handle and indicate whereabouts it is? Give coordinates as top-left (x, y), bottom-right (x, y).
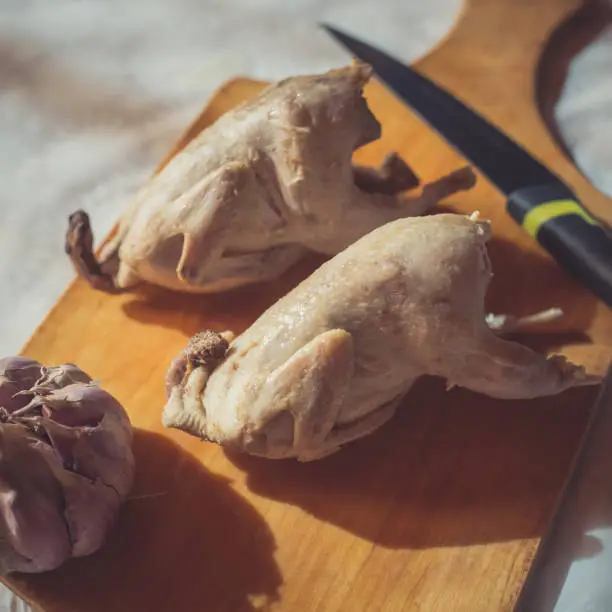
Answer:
top-left (507, 184), bottom-right (612, 307)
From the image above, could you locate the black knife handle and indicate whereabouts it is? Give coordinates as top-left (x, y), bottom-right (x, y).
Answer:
top-left (507, 184), bottom-right (612, 307)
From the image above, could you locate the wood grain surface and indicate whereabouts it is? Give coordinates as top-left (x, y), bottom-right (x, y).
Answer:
top-left (5, 0), bottom-right (612, 610)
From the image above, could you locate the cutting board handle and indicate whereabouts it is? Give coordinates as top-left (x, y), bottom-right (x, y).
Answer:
top-left (410, 0), bottom-right (612, 230)
top-left (424, 0), bottom-right (584, 68)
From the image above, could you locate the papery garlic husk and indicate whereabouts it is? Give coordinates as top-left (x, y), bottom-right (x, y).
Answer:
top-left (0, 356), bottom-right (134, 574)
top-left (0, 357), bottom-right (42, 413)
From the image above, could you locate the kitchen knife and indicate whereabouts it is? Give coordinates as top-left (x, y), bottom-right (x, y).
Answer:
top-left (513, 363), bottom-right (612, 611)
top-left (322, 24), bottom-right (612, 307)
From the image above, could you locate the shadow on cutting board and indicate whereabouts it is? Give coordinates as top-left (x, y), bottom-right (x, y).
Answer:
top-left (5, 430), bottom-right (282, 612)
top-left (226, 377), bottom-right (599, 554)
top-left (484, 237), bottom-right (598, 334)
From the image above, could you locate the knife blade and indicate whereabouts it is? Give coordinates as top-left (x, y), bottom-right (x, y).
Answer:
top-left (513, 364), bottom-right (612, 611)
top-left (322, 24), bottom-right (612, 307)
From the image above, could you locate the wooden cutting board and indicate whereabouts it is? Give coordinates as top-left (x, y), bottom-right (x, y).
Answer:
top-left (5, 0), bottom-right (612, 610)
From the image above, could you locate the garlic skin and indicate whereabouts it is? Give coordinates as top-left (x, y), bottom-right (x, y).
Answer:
top-left (0, 357), bottom-right (134, 574)
top-left (0, 357), bottom-right (42, 413)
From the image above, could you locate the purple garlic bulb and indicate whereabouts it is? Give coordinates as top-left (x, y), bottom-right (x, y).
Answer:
top-left (0, 356), bottom-right (134, 574)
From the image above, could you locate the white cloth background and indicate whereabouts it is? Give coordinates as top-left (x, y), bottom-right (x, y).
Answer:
top-left (0, 1), bottom-right (611, 610)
